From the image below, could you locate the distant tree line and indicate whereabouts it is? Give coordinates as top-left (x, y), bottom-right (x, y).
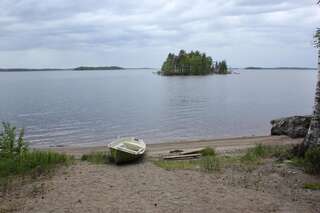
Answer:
top-left (160, 50), bottom-right (229, 75)
top-left (74, 66), bottom-right (124, 71)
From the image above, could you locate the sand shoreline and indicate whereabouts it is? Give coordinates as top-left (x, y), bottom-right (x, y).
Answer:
top-left (46, 135), bottom-right (302, 158)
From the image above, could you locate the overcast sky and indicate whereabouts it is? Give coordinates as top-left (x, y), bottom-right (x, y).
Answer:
top-left (0, 0), bottom-right (319, 68)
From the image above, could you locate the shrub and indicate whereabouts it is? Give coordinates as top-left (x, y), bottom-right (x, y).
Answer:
top-left (304, 146), bottom-right (320, 174)
top-left (201, 147), bottom-right (216, 157)
top-left (0, 122), bottom-right (28, 158)
top-left (0, 122), bottom-right (73, 187)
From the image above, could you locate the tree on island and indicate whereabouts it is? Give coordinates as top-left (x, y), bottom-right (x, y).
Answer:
top-left (160, 50), bottom-right (229, 75)
top-left (295, 1), bottom-right (320, 156)
top-left (214, 60), bottom-right (229, 74)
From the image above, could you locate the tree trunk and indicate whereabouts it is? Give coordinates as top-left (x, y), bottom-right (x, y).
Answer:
top-left (300, 47), bottom-right (320, 154)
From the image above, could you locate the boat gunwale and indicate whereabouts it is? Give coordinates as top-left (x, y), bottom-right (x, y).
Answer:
top-left (108, 137), bottom-right (146, 155)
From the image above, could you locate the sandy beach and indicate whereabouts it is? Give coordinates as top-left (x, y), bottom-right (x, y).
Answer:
top-left (48, 135), bottom-right (302, 158)
top-left (1, 136), bottom-right (320, 213)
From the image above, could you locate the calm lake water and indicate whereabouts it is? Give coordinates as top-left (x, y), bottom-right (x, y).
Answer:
top-left (0, 69), bottom-right (317, 147)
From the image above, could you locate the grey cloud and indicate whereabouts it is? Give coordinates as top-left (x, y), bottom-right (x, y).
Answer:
top-left (0, 0), bottom-right (318, 68)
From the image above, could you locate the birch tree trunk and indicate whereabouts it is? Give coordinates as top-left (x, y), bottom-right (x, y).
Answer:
top-left (301, 44), bottom-right (320, 152)
top-left (293, 2), bottom-right (320, 156)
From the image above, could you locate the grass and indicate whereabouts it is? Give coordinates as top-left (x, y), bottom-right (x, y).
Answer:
top-left (200, 147), bottom-right (216, 157)
top-left (0, 151), bottom-right (73, 189)
top-left (199, 156), bottom-right (221, 172)
top-left (153, 160), bottom-right (198, 170)
top-left (283, 145), bottom-right (320, 174)
top-left (0, 151), bottom-right (72, 177)
top-left (153, 147), bottom-right (220, 173)
top-left (303, 183), bottom-right (320, 190)
top-left (154, 156), bottom-right (220, 172)
top-left (81, 151), bottom-right (112, 164)
top-left (0, 122), bottom-right (74, 190)
top-left (153, 144), bottom-right (293, 173)
top-left (304, 146), bottom-right (320, 174)
top-left (240, 144), bottom-right (292, 164)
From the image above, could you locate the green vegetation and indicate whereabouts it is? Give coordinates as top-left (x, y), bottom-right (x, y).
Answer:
top-left (153, 147), bottom-right (220, 173)
top-left (241, 144), bottom-right (273, 164)
top-left (290, 145), bottom-right (320, 174)
top-left (240, 144), bottom-right (293, 164)
top-left (200, 147), bottom-right (216, 157)
top-left (160, 50), bottom-right (229, 75)
top-left (153, 156), bottom-right (221, 173)
top-left (153, 144), bottom-right (294, 172)
top-left (81, 151), bottom-right (112, 164)
top-left (199, 156), bottom-right (221, 172)
top-left (214, 61), bottom-right (229, 74)
top-left (240, 144), bottom-right (320, 175)
top-left (302, 146), bottom-right (320, 174)
top-left (303, 183), bottom-right (320, 190)
top-left (0, 122), bottom-right (28, 158)
top-left (0, 151), bottom-right (71, 178)
top-left (0, 122), bottom-right (72, 187)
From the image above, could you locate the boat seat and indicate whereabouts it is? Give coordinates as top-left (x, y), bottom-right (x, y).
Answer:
top-left (121, 142), bottom-right (141, 152)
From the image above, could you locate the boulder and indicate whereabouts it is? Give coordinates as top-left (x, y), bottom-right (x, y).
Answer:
top-left (271, 115), bottom-right (312, 138)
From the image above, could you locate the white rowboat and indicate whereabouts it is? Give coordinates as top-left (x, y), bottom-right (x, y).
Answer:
top-left (108, 137), bottom-right (146, 164)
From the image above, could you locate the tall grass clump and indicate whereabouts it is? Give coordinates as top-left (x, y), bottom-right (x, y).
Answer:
top-left (0, 122), bottom-right (72, 186)
top-left (0, 151), bottom-right (71, 178)
top-left (199, 147), bottom-right (219, 172)
top-left (240, 144), bottom-right (281, 164)
top-left (0, 122), bottom-right (28, 158)
top-left (201, 147), bottom-right (216, 157)
top-left (199, 156), bottom-right (220, 172)
top-left (81, 151), bottom-right (112, 164)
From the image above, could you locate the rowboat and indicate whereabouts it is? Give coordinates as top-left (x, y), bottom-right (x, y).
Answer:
top-left (108, 137), bottom-right (146, 164)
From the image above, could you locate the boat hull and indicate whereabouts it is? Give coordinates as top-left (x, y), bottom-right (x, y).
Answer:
top-left (110, 148), bottom-right (144, 164)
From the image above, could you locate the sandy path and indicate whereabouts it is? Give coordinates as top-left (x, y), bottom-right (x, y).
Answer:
top-left (1, 161), bottom-right (319, 213)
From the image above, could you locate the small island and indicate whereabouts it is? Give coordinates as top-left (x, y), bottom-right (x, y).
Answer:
top-left (74, 66), bottom-right (124, 71)
top-left (160, 50), bottom-right (229, 76)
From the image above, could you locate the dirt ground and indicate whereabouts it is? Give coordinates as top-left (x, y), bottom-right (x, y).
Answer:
top-left (1, 136), bottom-right (320, 213)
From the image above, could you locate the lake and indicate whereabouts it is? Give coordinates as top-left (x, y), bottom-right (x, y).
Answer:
top-left (0, 69), bottom-right (317, 147)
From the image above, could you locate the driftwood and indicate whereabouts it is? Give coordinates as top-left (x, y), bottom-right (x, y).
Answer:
top-left (169, 149), bottom-right (183, 154)
top-left (180, 148), bottom-right (205, 155)
top-left (163, 154), bottom-right (201, 160)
